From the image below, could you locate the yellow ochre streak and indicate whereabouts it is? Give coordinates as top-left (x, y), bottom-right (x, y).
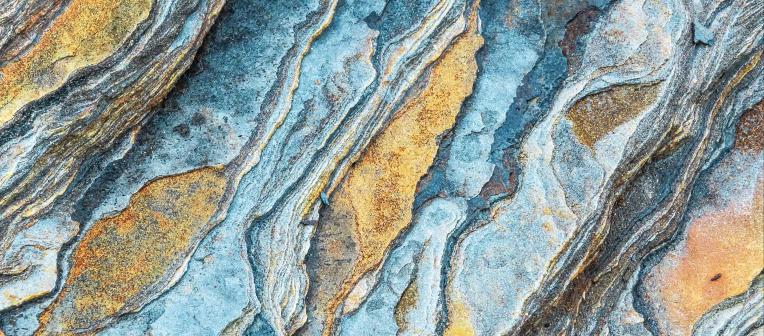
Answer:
top-left (36, 167), bottom-right (226, 335)
top-left (0, 0), bottom-right (152, 126)
top-left (318, 9), bottom-right (483, 336)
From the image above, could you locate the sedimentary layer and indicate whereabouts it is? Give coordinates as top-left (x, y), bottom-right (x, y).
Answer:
top-left (0, 0), bottom-right (762, 335)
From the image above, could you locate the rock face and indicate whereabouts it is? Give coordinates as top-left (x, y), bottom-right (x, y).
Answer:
top-left (0, 0), bottom-right (761, 335)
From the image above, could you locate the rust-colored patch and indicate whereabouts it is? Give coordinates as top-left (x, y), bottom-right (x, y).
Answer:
top-left (312, 10), bottom-right (484, 336)
top-left (645, 177), bottom-right (764, 335)
top-left (559, 7), bottom-right (601, 73)
top-left (0, 0), bottom-right (152, 126)
top-left (36, 167), bottom-right (227, 335)
top-left (478, 163), bottom-right (517, 200)
top-left (735, 100), bottom-right (763, 151)
top-left (567, 83), bottom-right (660, 148)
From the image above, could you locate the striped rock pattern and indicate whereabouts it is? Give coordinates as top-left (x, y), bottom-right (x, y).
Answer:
top-left (0, 0), bottom-right (762, 335)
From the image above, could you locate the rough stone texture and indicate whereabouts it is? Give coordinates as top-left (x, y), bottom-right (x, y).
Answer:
top-left (0, 0), bottom-right (762, 335)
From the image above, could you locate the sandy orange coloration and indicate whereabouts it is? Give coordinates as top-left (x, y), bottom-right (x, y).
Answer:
top-left (316, 9), bottom-right (484, 336)
top-left (0, 0), bottom-right (152, 126)
top-left (567, 83), bottom-right (660, 148)
top-left (35, 167), bottom-right (227, 335)
top-left (444, 296), bottom-right (476, 336)
top-left (646, 177), bottom-right (764, 335)
top-left (643, 51), bottom-right (764, 336)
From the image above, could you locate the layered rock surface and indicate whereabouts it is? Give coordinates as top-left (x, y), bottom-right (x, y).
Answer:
top-left (0, 0), bottom-right (761, 335)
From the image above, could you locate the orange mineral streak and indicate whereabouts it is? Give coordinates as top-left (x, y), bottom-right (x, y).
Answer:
top-left (0, 0), bottom-right (152, 126)
top-left (647, 177), bottom-right (764, 335)
top-left (36, 167), bottom-right (227, 335)
top-left (318, 11), bottom-right (483, 336)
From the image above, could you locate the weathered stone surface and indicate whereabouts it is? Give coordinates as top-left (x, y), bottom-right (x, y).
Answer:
top-left (0, 0), bottom-right (761, 335)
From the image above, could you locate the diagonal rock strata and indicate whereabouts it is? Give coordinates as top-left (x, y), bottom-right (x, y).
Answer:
top-left (0, 0), bottom-right (762, 335)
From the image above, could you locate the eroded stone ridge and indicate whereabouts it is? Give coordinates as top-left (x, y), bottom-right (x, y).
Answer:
top-left (0, 0), bottom-right (762, 335)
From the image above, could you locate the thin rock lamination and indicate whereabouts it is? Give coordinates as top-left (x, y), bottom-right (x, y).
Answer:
top-left (0, 0), bottom-right (762, 335)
